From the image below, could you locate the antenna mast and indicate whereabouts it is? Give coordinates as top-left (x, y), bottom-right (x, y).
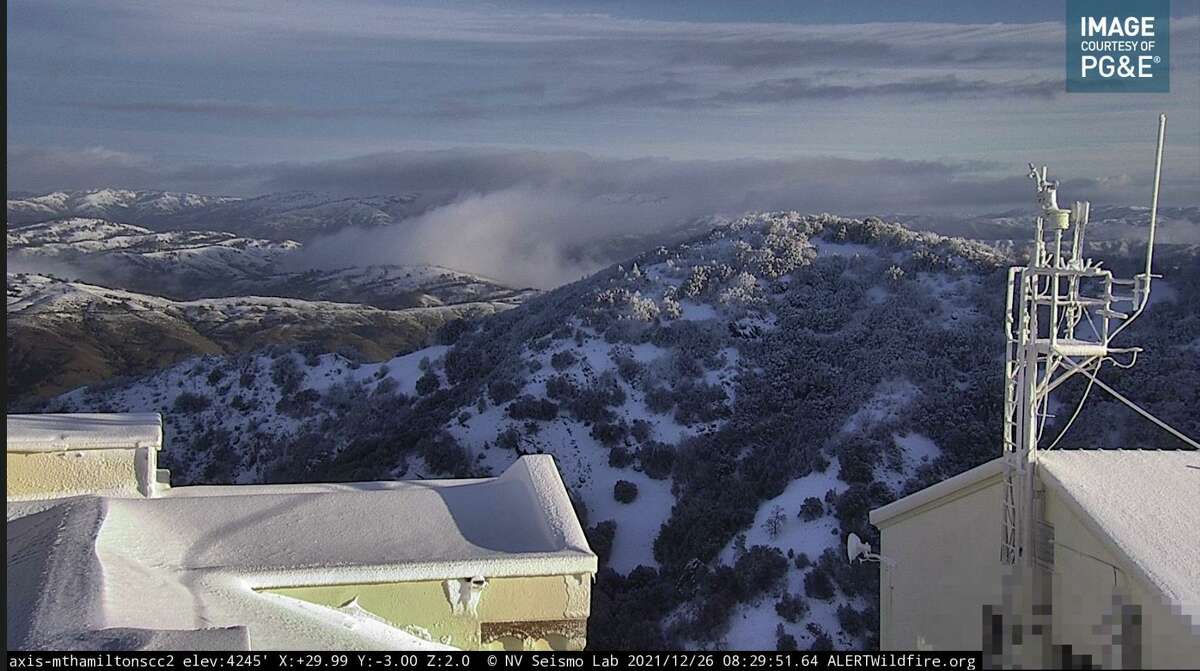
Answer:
top-left (998, 114), bottom-right (1167, 661)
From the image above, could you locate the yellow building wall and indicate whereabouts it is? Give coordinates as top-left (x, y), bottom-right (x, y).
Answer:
top-left (1044, 488), bottom-right (1200, 669)
top-left (876, 476), bottom-right (1005, 651)
top-left (6, 448), bottom-right (149, 499)
top-left (265, 573), bottom-right (591, 650)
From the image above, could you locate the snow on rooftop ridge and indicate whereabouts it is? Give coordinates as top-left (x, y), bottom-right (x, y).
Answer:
top-left (6, 497), bottom-right (109, 649)
top-left (104, 454), bottom-right (595, 587)
top-left (7, 413), bottom-right (163, 453)
top-left (504, 454), bottom-right (594, 557)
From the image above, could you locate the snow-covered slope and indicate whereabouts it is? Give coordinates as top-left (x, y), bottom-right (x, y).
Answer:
top-left (7, 217), bottom-right (529, 308)
top-left (7, 273), bottom-right (520, 402)
top-left (42, 212), bottom-right (1199, 651)
top-left (7, 189), bottom-right (426, 241)
top-left (242, 265), bottom-right (531, 310)
top-left (42, 213), bottom-right (1009, 649)
top-left (6, 189), bottom-right (238, 224)
top-left (8, 218), bottom-right (299, 294)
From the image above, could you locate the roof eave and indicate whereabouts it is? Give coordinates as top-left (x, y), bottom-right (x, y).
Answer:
top-left (870, 457), bottom-right (1006, 527)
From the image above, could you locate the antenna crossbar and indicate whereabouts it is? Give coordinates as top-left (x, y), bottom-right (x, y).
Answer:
top-left (1058, 359), bottom-right (1200, 450)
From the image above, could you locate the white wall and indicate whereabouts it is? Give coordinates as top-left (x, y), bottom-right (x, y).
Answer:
top-left (875, 470), bottom-right (1200, 668)
top-left (875, 475), bottom-right (1005, 650)
top-left (1044, 487), bottom-right (1200, 669)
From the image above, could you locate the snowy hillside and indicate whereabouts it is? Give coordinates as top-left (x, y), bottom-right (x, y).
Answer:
top-left (243, 265), bottom-right (532, 311)
top-left (42, 212), bottom-right (1199, 650)
top-left (7, 189), bottom-right (426, 241)
top-left (8, 218), bottom-right (299, 294)
top-left (7, 217), bottom-right (529, 308)
top-left (6, 189), bottom-right (238, 224)
top-left (6, 217), bottom-right (534, 403)
top-left (7, 273), bottom-right (520, 402)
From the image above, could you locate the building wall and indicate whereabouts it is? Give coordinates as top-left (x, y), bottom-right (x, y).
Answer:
top-left (6, 447), bottom-right (156, 499)
top-left (875, 475), bottom-right (1005, 651)
top-left (876, 471), bottom-right (1199, 667)
top-left (1044, 488), bottom-right (1200, 669)
top-left (265, 573), bottom-right (592, 650)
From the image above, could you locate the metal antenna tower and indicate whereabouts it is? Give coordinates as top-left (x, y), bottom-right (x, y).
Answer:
top-left (998, 114), bottom-right (1167, 662)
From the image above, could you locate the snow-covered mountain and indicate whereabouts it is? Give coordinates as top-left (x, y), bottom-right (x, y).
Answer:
top-left (7, 218), bottom-right (299, 294)
top-left (238, 265), bottom-right (532, 311)
top-left (6, 217), bottom-right (535, 402)
top-left (7, 189), bottom-right (236, 227)
top-left (32, 212), bottom-right (1200, 650)
top-left (7, 273), bottom-right (522, 402)
top-left (7, 189), bottom-right (427, 241)
top-left (7, 217), bottom-right (531, 307)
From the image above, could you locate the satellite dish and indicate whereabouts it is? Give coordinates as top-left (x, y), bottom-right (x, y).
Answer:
top-left (847, 533), bottom-right (870, 563)
top-left (846, 533), bottom-right (897, 567)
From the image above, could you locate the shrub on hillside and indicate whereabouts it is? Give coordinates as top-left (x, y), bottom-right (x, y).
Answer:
top-left (803, 567), bottom-right (836, 601)
top-left (609, 445), bottom-right (634, 469)
top-left (591, 421), bottom-right (628, 446)
top-left (545, 374), bottom-right (578, 400)
top-left (506, 395), bottom-right (558, 421)
top-left (630, 419), bottom-right (653, 443)
top-left (173, 392), bottom-right (210, 414)
top-left (806, 623), bottom-right (834, 651)
top-left (644, 386), bottom-right (675, 414)
top-left (270, 355), bottom-right (302, 393)
top-left (637, 442), bottom-right (676, 480)
top-left (488, 378), bottom-right (520, 404)
top-left (799, 496), bottom-right (825, 521)
top-left (496, 427), bottom-right (521, 452)
top-left (587, 520), bottom-right (616, 566)
top-left (276, 388), bottom-right (321, 418)
top-left (775, 592), bottom-right (809, 623)
top-left (614, 480), bottom-right (639, 504)
top-left (415, 371), bottom-right (440, 395)
top-left (776, 624), bottom-right (798, 651)
top-left (550, 350), bottom-right (577, 370)
top-left (733, 545), bottom-right (788, 601)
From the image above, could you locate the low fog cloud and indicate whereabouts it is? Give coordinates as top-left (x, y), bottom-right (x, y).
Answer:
top-left (276, 151), bottom-right (1182, 288)
top-left (294, 188), bottom-right (648, 288)
top-left (10, 146), bottom-right (1197, 288)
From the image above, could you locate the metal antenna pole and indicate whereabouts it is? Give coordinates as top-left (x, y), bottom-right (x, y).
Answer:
top-left (1146, 113), bottom-right (1166, 283)
top-left (1112, 114), bottom-right (1167, 340)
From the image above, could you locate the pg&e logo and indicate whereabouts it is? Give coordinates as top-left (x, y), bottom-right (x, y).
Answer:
top-left (1067, 0), bottom-right (1170, 93)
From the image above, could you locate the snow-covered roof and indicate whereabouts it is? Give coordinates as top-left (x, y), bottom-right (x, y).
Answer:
top-left (1037, 450), bottom-right (1200, 621)
top-left (6, 455), bottom-right (596, 650)
top-left (6, 413), bottom-right (163, 452)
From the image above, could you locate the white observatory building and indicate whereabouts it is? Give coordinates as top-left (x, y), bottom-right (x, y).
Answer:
top-left (868, 116), bottom-right (1200, 668)
top-left (7, 414), bottom-right (597, 651)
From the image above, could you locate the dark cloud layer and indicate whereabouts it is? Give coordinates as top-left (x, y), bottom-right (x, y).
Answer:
top-left (713, 75), bottom-right (1060, 104)
top-left (81, 100), bottom-right (372, 120)
top-left (11, 145), bottom-right (1187, 210)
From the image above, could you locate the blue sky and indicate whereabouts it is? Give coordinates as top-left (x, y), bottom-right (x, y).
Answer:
top-left (7, 0), bottom-right (1200, 209)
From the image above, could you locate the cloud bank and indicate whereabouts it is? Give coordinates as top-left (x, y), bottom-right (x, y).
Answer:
top-left (9, 145), bottom-right (1198, 287)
